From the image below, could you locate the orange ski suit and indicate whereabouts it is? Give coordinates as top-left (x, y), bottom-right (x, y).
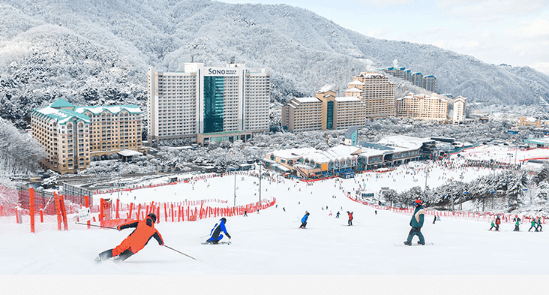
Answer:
top-left (112, 217), bottom-right (164, 256)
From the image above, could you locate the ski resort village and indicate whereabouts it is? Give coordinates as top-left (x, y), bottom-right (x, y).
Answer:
top-left (3, 1), bottom-right (549, 294)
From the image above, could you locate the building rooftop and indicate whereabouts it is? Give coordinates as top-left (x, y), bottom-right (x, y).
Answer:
top-left (33, 106), bottom-right (91, 125)
top-left (345, 88), bottom-right (363, 93)
top-left (294, 97), bottom-right (320, 103)
top-left (75, 105), bottom-right (142, 115)
top-left (50, 98), bottom-right (76, 109)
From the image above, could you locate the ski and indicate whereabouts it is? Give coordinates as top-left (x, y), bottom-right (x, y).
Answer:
top-left (395, 242), bottom-right (434, 247)
top-left (201, 241), bottom-right (231, 245)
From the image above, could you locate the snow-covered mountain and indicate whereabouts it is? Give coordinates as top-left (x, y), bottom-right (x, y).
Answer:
top-left (1, 0), bottom-right (549, 128)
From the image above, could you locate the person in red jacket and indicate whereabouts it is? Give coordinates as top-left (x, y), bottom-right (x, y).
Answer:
top-left (347, 211), bottom-right (353, 226)
top-left (96, 213), bottom-right (164, 262)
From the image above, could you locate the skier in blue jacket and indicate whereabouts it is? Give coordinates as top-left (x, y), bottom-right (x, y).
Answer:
top-left (205, 218), bottom-right (231, 244)
top-left (299, 211), bottom-right (310, 229)
top-left (404, 199), bottom-right (425, 245)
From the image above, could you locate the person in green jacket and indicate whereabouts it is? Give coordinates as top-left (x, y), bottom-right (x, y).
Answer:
top-left (489, 219), bottom-right (496, 231)
top-left (404, 199), bottom-right (425, 246)
top-left (529, 217), bottom-right (538, 232)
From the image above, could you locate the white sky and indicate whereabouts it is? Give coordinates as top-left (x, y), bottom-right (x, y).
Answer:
top-left (219, 0), bottom-right (549, 75)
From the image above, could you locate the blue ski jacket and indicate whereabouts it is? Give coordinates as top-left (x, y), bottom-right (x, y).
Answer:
top-left (210, 219), bottom-right (230, 239)
top-left (301, 213), bottom-right (309, 223)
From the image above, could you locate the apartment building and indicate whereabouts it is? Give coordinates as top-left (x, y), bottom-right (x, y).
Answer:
top-left (346, 72), bottom-right (396, 118)
top-left (31, 99), bottom-right (143, 174)
top-left (396, 93), bottom-right (448, 121)
top-left (423, 75), bottom-right (437, 93)
top-left (147, 63), bottom-right (270, 145)
top-left (281, 91), bottom-right (366, 133)
top-left (452, 96), bottom-right (467, 124)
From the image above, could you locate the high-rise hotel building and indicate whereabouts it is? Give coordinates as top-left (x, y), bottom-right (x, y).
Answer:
top-left (452, 96), bottom-right (467, 124)
top-left (345, 72), bottom-right (396, 118)
top-left (31, 99), bottom-right (143, 174)
top-left (147, 63), bottom-right (270, 145)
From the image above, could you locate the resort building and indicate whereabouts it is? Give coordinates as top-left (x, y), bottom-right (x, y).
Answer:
top-left (31, 99), bottom-right (143, 174)
top-left (396, 93), bottom-right (448, 121)
top-left (281, 90), bottom-right (366, 133)
top-left (452, 96), bottom-right (467, 124)
top-left (147, 63), bottom-right (270, 146)
top-left (346, 72), bottom-right (396, 118)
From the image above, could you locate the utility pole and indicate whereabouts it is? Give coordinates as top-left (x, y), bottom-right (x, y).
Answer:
top-left (233, 170), bottom-right (237, 207)
top-left (259, 163), bottom-right (262, 204)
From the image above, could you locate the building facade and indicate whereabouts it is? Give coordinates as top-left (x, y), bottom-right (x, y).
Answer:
top-left (396, 93), bottom-right (448, 121)
top-left (147, 63), bottom-right (270, 145)
top-left (452, 96), bottom-right (467, 124)
top-left (346, 72), bottom-right (396, 118)
top-left (31, 99), bottom-right (143, 174)
top-left (423, 75), bottom-right (437, 92)
top-left (281, 91), bottom-right (366, 133)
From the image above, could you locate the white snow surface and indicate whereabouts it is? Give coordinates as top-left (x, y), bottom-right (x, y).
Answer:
top-left (2, 165), bottom-right (547, 274)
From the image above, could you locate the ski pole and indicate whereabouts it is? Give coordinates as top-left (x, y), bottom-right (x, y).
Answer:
top-left (75, 222), bottom-right (117, 230)
top-left (163, 245), bottom-right (197, 260)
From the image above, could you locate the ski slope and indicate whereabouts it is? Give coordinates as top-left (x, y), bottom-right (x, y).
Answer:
top-left (2, 151), bottom-right (549, 294)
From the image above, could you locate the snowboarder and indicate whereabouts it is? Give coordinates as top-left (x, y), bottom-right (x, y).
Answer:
top-left (96, 213), bottom-right (164, 262)
top-left (347, 211), bottom-right (353, 226)
top-left (404, 199), bottom-right (425, 246)
top-left (299, 211), bottom-right (310, 229)
top-left (537, 217), bottom-right (543, 232)
top-left (495, 216), bottom-right (501, 231)
top-left (336, 211), bottom-right (340, 218)
top-left (489, 219), bottom-right (496, 231)
top-left (205, 217), bottom-right (231, 244)
top-left (528, 218), bottom-right (538, 232)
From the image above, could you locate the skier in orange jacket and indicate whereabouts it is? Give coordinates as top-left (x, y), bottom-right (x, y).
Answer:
top-left (96, 213), bottom-right (164, 262)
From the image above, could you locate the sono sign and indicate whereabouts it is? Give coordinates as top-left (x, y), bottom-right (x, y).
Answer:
top-left (206, 68), bottom-right (239, 76)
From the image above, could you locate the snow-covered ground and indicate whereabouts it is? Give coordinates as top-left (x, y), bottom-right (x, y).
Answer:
top-left (2, 146), bottom-right (549, 294)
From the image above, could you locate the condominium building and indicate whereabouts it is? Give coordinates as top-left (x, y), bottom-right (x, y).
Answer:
top-left (423, 75), bottom-right (437, 92)
top-left (346, 72), bottom-right (396, 118)
top-left (452, 96), bottom-right (467, 124)
top-left (147, 63), bottom-right (270, 145)
top-left (396, 93), bottom-right (448, 121)
top-left (31, 99), bottom-right (143, 174)
top-left (411, 72), bottom-right (424, 88)
top-left (281, 91), bottom-right (366, 133)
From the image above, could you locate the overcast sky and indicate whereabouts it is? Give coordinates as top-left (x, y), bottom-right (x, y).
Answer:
top-left (220, 0), bottom-right (549, 75)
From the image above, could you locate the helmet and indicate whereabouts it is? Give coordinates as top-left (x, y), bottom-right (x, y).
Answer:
top-left (414, 199), bottom-right (422, 206)
top-left (221, 217), bottom-right (227, 223)
top-left (147, 213), bottom-right (157, 223)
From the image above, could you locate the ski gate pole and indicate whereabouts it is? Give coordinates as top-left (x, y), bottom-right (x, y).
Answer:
top-left (75, 222), bottom-right (117, 230)
top-left (163, 245), bottom-right (197, 260)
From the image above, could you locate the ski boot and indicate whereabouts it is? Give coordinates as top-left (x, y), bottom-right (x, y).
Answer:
top-left (403, 241), bottom-right (412, 246)
top-left (417, 241), bottom-right (425, 245)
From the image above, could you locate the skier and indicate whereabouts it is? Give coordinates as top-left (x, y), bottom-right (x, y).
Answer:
top-left (299, 211), bottom-right (310, 229)
top-left (495, 216), bottom-right (501, 231)
top-left (375, 210), bottom-right (377, 215)
top-left (433, 215), bottom-right (437, 224)
top-left (489, 219), bottom-right (496, 231)
top-left (528, 218), bottom-right (538, 232)
top-left (347, 211), bottom-right (353, 226)
top-left (205, 217), bottom-right (231, 244)
top-left (537, 217), bottom-right (543, 232)
top-left (513, 215), bottom-right (521, 232)
top-left (336, 211), bottom-right (340, 218)
top-left (243, 210), bottom-right (248, 217)
top-left (96, 213), bottom-right (163, 262)
top-left (404, 199), bottom-right (425, 246)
